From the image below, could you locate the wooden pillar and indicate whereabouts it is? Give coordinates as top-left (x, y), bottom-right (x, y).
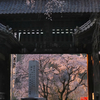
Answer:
top-left (0, 59), bottom-right (6, 99)
top-left (0, 51), bottom-right (10, 100)
top-left (5, 54), bottom-right (10, 100)
top-left (92, 52), bottom-right (100, 100)
top-left (92, 19), bottom-right (100, 100)
top-left (87, 54), bottom-right (93, 100)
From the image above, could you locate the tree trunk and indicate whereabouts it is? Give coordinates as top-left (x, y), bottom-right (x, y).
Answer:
top-left (65, 95), bottom-right (68, 100)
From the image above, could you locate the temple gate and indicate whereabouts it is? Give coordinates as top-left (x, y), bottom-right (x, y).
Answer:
top-left (0, 0), bottom-right (100, 100)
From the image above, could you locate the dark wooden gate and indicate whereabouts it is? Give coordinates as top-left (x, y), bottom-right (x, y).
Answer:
top-left (0, 0), bottom-right (100, 100)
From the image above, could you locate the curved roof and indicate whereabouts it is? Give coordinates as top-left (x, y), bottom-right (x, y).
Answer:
top-left (0, 23), bottom-right (7, 30)
top-left (0, 23), bottom-right (22, 51)
top-left (0, 0), bottom-right (100, 14)
top-left (74, 18), bottom-right (96, 34)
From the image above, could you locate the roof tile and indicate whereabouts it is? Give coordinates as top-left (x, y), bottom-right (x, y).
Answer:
top-left (0, 0), bottom-right (100, 14)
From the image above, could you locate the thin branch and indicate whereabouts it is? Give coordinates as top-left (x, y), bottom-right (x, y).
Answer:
top-left (68, 72), bottom-right (86, 94)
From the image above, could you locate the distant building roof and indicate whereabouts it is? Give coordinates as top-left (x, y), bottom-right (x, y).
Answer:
top-left (0, 0), bottom-right (100, 14)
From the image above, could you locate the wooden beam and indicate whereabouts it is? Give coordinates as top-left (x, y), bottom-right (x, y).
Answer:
top-left (87, 54), bottom-right (93, 100)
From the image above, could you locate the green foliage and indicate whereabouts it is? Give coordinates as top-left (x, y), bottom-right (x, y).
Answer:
top-left (12, 96), bottom-right (18, 100)
top-left (11, 92), bottom-right (18, 100)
